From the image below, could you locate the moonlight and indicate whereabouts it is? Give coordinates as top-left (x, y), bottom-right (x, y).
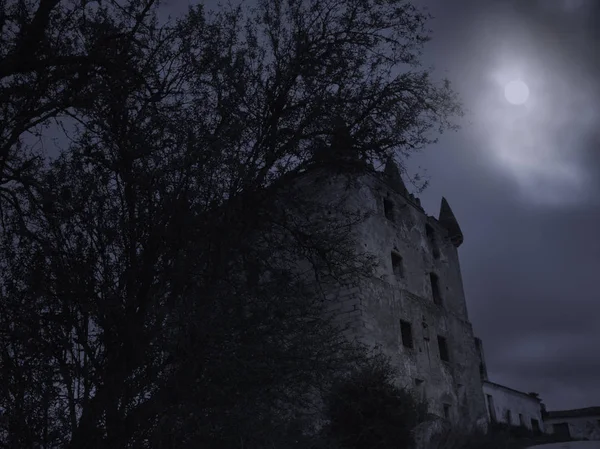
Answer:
top-left (504, 80), bottom-right (530, 105)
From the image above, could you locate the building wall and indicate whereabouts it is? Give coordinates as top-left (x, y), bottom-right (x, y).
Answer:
top-left (482, 381), bottom-right (544, 431)
top-left (545, 416), bottom-right (600, 440)
top-left (300, 166), bottom-right (488, 430)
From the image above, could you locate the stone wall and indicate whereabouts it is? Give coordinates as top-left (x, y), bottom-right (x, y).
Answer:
top-left (296, 164), bottom-right (488, 430)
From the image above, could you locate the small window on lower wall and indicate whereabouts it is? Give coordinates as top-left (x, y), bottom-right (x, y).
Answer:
top-left (437, 335), bottom-right (450, 362)
top-left (384, 198), bottom-right (395, 222)
top-left (391, 252), bottom-right (404, 278)
top-left (443, 404), bottom-right (451, 419)
top-left (519, 413), bottom-right (525, 427)
top-left (400, 320), bottom-right (413, 349)
top-left (430, 273), bottom-right (442, 305)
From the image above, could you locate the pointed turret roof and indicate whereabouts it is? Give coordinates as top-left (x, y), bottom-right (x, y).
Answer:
top-left (383, 157), bottom-right (407, 194)
top-left (439, 197), bottom-right (463, 247)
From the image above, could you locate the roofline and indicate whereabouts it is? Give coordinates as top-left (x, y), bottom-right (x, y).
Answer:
top-left (545, 407), bottom-right (600, 419)
top-left (483, 380), bottom-right (542, 402)
top-left (369, 170), bottom-right (425, 213)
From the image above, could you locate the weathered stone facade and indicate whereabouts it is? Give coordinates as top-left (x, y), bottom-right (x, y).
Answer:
top-left (296, 159), bottom-right (489, 430)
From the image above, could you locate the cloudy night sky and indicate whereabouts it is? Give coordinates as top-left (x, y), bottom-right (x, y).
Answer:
top-left (411, 0), bottom-right (600, 411)
top-left (155, 0), bottom-right (600, 411)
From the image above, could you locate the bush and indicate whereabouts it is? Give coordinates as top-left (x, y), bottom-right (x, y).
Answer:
top-left (321, 353), bottom-right (427, 449)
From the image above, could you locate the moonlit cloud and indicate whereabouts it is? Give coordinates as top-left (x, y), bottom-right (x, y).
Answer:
top-left (410, 0), bottom-right (600, 411)
top-left (468, 15), bottom-right (597, 206)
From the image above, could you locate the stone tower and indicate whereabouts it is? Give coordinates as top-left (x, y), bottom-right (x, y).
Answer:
top-left (295, 157), bottom-right (488, 429)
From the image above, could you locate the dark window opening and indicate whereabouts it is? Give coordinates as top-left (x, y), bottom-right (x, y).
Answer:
top-left (426, 224), bottom-right (434, 239)
top-left (437, 335), bottom-right (449, 362)
top-left (486, 395), bottom-right (496, 422)
top-left (392, 252), bottom-right (404, 278)
top-left (443, 404), bottom-right (451, 419)
top-left (384, 198), bottom-right (394, 221)
top-left (479, 363), bottom-right (485, 381)
top-left (400, 320), bottom-right (413, 349)
top-left (506, 410), bottom-right (512, 426)
top-left (426, 224), bottom-right (440, 259)
top-left (430, 273), bottom-right (442, 305)
top-left (519, 414), bottom-right (525, 427)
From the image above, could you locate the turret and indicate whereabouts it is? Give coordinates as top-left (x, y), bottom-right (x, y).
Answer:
top-left (439, 197), bottom-right (463, 247)
top-left (383, 157), bottom-right (407, 195)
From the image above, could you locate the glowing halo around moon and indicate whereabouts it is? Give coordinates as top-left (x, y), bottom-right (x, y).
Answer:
top-left (504, 80), bottom-right (530, 105)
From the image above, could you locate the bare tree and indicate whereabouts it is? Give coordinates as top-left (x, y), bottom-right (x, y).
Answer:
top-left (177, 0), bottom-right (461, 195)
top-left (0, 0), bottom-right (462, 447)
top-left (0, 0), bottom-right (165, 188)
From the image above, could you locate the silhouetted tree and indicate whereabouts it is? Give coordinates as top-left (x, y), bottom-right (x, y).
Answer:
top-left (0, 0), bottom-right (166, 188)
top-left (0, 0), bottom-right (462, 447)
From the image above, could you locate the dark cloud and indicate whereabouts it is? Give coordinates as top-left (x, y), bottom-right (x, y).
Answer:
top-left (410, 0), bottom-right (600, 410)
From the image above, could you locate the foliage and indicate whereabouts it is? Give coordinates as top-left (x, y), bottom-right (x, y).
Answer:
top-left (0, 0), bottom-right (165, 189)
top-left (322, 351), bottom-right (428, 449)
top-left (0, 0), bottom-right (462, 447)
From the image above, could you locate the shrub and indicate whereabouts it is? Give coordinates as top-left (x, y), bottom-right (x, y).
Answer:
top-left (322, 353), bottom-right (427, 449)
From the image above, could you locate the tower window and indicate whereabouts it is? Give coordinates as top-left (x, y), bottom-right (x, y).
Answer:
top-left (384, 198), bottom-right (394, 221)
top-left (430, 273), bottom-right (442, 305)
top-left (443, 404), bottom-right (451, 419)
top-left (400, 320), bottom-right (413, 349)
top-left (437, 335), bottom-right (450, 362)
top-left (426, 224), bottom-right (440, 259)
top-left (391, 252), bottom-right (404, 278)
top-left (426, 224), bottom-right (434, 240)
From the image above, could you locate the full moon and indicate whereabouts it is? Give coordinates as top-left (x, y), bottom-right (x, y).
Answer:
top-left (504, 80), bottom-right (530, 105)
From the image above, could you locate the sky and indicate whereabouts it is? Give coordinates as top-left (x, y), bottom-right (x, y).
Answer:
top-left (407, 0), bottom-right (600, 411)
top-left (152, 0), bottom-right (600, 411)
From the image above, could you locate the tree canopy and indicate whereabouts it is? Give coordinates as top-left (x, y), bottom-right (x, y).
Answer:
top-left (0, 0), bottom-right (462, 447)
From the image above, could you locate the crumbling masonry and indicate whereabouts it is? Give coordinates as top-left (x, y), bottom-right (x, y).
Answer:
top-left (295, 157), bottom-right (489, 429)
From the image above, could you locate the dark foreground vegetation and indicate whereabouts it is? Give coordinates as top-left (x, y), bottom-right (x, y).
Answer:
top-left (0, 0), bottom-right (470, 446)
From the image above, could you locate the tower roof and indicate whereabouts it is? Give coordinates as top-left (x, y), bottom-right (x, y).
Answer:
top-left (383, 157), bottom-right (407, 194)
top-left (439, 197), bottom-right (463, 247)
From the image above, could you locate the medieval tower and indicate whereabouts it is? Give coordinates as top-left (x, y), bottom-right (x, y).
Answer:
top-left (294, 155), bottom-right (489, 429)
